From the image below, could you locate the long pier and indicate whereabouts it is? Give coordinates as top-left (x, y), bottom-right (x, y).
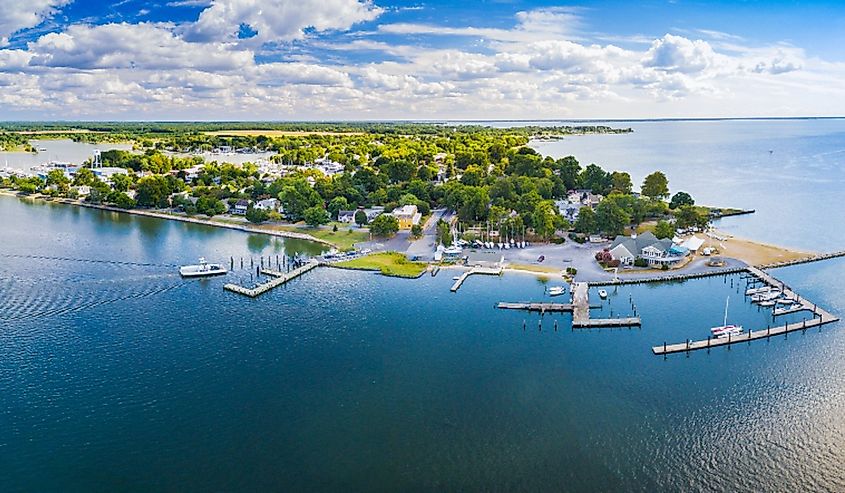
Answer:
top-left (224, 260), bottom-right (320, 298)
top-left (451, 266), bottom-right (503, 292)
top-left (497, 282), bottom-right (641, 328)
top-left (588, 266), bottom-right (746, 287)
top-left (653, 266), bottom-right (838, 355)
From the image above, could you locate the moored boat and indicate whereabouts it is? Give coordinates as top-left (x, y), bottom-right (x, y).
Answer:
top-left (711, 297), bottom-right (743, 338)
top-left (598, 289), bottom-right (608, 299)
top-left (548, 286), bottom-right (566, 297)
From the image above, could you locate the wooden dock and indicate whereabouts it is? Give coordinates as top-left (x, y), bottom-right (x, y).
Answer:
top-left (497, 282), bottom-right (641, 328)
top-left (450, 266), bottom-right (503, 292)
top-left (224, 260), bottom-right (320, 298)
top-left (652, 266), bottom-right (838, 355)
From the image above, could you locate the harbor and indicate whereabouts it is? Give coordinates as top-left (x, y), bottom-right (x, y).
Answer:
top-left (652, 266), bottom-right (839, 355)
top-left (450, 266), bottom-right (504, 292)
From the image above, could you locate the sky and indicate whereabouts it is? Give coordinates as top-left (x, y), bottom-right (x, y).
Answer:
top-left (1, 0), bottom-right (845, 120)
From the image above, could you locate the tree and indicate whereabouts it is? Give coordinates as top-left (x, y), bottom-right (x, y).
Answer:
top-left (674, 205), bottom-right (709, 230)
top-left (246, 206), bottom-right (269, 224)
top-left (436, 219), bottom-right (452, 246)
top-left (278, 178), bottom-right (321, 221)
top-left (580, 164), bottom-right (611, 195)
top-left (135, 175), bottom-right (171, 208)
top-left (411, 224), bottom-right (423, 238)
top-left (610, 171), bottom-right (633, 194)
top-left (595, 199), bottom-right (630, 236)
top-left (556, 156), bottom-right (581, 190)
top-left (573, 207), bottom-right (597, 234)
top-left (642, 171), bottom-right (669, 200)
top-left (196, 195), bottom-right (227, 217)
top-left (654, 220), bottom-right (676, 239)
top-left (354, 210), bottom-right (368, 226)
top-left (111, 173), bottom-right (132, 193)
top-left (72, 168), bottom-right (95, 186)
top-left (370, 214), bottom-right (399, 237)
top-left (111, 192), bottom-right (136, 209)
top-left (532, 201), bottom-right (558, 239)
top-left (327, 196), bottom-right (349, 220)
top-left (303, 205), bottom-right (330, 227)
top-left (669, 191), bottom-right (695, 210)
top-left (46, 169), bottom-right (70, 193)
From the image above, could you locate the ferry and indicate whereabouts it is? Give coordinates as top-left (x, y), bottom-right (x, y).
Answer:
top-left (548, 286), bottom-right (566, 297)
top-left (179, 257), bottom-right (227, 278)
top-left (711, 297), bottom-right (743, 338)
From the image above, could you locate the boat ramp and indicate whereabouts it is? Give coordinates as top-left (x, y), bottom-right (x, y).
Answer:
top-left (224, 259), bottom-right (320, 298)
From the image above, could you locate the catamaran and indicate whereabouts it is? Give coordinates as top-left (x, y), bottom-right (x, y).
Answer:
top-left (711, 297), bottom-right (743, 338)
top-left (179, 257), bottom-right (227, 278)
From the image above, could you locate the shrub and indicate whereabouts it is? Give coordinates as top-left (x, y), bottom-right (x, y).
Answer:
top-left (634, 258), bottom-right (648, 268)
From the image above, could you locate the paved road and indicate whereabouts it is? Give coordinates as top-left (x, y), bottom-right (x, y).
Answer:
top-left (406, 208), bottom-right (447, 261)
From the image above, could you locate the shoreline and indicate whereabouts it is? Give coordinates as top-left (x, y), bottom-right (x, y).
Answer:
top-left (0, 190), bottom-right (335, 247)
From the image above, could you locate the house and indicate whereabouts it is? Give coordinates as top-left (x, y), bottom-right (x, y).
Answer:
top-left (392, 204), bottom-right (422, 229)
top-left (92, 167), bottom-right (129, 184)
top-left (568, 189), bottom-right (603, 208)
top-left (608, 231), bottom-right (689, 267)
top-left (231, 199), bottom-right (250, 215)
top-left (71, 185), bottom-right (91, 197)
top-left (555, 199), bottom-right (581, 222)
top-left (338, 210), bottom-right (357, 223)
top-left (364, 206), bottom-right (384, 222)
top-left (254, 198), bottom-right (279, 212)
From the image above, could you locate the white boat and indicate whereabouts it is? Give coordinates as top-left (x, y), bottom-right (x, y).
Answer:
top-left (711, 297), bottom-right (743, 338)
top-left (745, 286), bottom-right (771, 295)
top-left (598, 289), bottom-right (608, 299)
top-left (548, 286), bottom-right (566, 297)
top-left (179, 257), bottom-right (227, 277)
top-left (759, 300), bottom-right (776, 307)
top-left (775, 298), bottom-right (794, 305)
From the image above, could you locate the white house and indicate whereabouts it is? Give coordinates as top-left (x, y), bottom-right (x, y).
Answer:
top-left (231, 199), bottom-right (250, 215)
top-left (608, 231), bottom-right (689, 267)
top-left (338, 210), bottom-right (357, 223)
top-left (254, 198), bottom-right (279, 212)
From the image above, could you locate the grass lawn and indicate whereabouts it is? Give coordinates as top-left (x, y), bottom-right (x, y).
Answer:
top-left (335, 252), bottom-right (427, 278)
top-left (508, 262), bottom-right (563, 274)
top-left (272, 222), bottom-right (368, 250)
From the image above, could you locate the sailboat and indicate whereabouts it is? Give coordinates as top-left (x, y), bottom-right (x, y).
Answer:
top-left (711, 297), bottom-right (743, 338)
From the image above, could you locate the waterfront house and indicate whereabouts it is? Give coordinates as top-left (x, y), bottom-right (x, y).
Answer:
top-left (608, 231), bottom-right (689, 267)
top-left (338, 210), bottom-right (357, 223)
top-left (254, 198), bottom-right (279, 212)
top-left (364, 206), bottom-right (384, 222)
top-left (392, 204), bottom-right (421, 229)
top-left (231, 199), bottom-right (250, 215)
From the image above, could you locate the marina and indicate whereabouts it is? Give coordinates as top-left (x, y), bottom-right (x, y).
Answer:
top-left (450, 266), bottom-right (504, 292)
top-left (652, 266), bottom-right (838, 355)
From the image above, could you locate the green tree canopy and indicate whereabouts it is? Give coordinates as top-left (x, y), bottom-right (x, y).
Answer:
top-left (595, 199), bottom-right (630, 236)
top-left (669, 191), bottom-right (695, 209)
top-left (642, 171), bottom-right (669, 200)
top-left (654, 220), bottom-right (676, 239)
top-left (303, 205), bottom-right (330, 227)
top-left (370, 214), bottom-right (399, 237)
top-left (573, 206), bottom-right (597, 234)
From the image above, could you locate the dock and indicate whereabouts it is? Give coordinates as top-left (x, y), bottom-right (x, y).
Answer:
top-left (653, 266), bottom-right (838, 355)
top-left (450, 266), bottom-right (503, 292)
top-left (224, 260), bottom-right (320, 298)
top-left (497, 282), bottom-right (641, 328)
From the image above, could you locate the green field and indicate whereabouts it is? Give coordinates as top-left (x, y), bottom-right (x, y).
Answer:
top-left (335, 252), bottom-right (427, 278)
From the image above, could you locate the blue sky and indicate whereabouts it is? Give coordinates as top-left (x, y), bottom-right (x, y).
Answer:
top-left (1, 0), bottom-right (844, 119)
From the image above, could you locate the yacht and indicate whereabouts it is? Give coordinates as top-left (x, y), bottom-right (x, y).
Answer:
top-left (548, 286), bottom-right (566, 297)
top-left (179, 257), bottom-right (227, 277)
top-left (711, 297), bottom-right (743, 338)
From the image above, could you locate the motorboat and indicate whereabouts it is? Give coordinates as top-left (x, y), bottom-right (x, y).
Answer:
top-left (745, 286), bottom-right (771, 296)
top-left (598, 289), bottom-right (608, 299)
top-left (548, 286), bottom-right (566, 297)
top-left (775, 298), bottom-right (794, 305)
top-left (711, 297), bottom-right (743, 338)
top-left (179, 257), bottom-right (227, 277)
top-left (537, 255), bottom-right (545, 263)
top-left (758, 300), bottom-right (776, 307)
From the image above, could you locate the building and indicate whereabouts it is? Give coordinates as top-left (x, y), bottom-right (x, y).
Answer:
top-left (364, 206), bottom-right (384, 222)
top-left (568, 189), bottom-right (603, 208)
top-left (608, 231), bottom-right (689, 267)
top-left (254, 198), bottom-right (279, 212)
top-left (392, 204), bottom-right (422, 229)
top-left (338, 210), bottom-right (357, 223)
top-left (231, 199), bottom-right (250, 215)
top-left (93, 167), bottom-right (129, 184)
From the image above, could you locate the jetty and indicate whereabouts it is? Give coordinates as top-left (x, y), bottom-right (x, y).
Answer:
top-left (224, 260), bottom-right (320, 298)
top-left (451, 266), bottom-right (503, 292)
top-left (497, 282), bottom-right (641, 328)
top-left (652, 266), bottom-right (838, 355)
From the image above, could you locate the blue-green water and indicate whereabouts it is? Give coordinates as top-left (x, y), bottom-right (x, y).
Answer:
top-left (3, 195), bottom-right (845, 491)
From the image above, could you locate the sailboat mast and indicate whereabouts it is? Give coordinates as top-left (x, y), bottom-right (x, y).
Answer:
top-left (723, 297), bottom-right (729, 327)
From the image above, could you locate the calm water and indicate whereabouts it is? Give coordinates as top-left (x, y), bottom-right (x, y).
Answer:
top-left (1, 140), bottom-right (134, 169)
top-left (2, 193), bottom-right (845, 492)
top-left (529, 118), bottom-right (845, 251)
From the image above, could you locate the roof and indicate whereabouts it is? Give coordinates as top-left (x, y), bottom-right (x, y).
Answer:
top-left (681, 236), bottom-right (705, 251)
top-left (609, 232), bottom-right (673, 256)
top-left (235, 199), bottom-right (249, 207)
top-left (392, 204), bottom-right (418, 217)
top-left (338, 210), bottom-right (356, 217)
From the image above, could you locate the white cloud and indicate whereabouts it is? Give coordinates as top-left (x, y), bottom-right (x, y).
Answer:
top-left (0, 0), bottom-right (71, 46)
top-left (643, 34), bottom-right (719, 74)
top-left (184, 0), bottom-right (382, 43)
top-left (27, 23), bottom-right (252, 71)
